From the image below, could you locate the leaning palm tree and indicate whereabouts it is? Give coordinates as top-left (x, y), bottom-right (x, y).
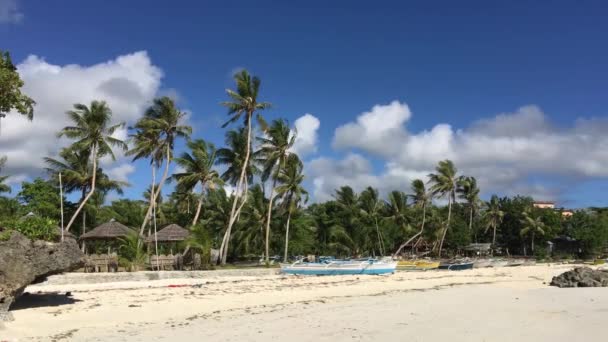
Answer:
top-left (458, 176), bottom-right (481, 232)
top-left (216, 128), bottom-right (258, 187)
top-left (172, 139), bottom-right (222, 227)
top-left (58, 101), bottom-right (127, 232)
top-left (275, 154), bottom-right (308, 262)
top-left (483, 195), bottom-right (504, 246)
top-left (428, 159), bottom-right (459, 257)
top-left (218, 70), bottom-right (271, 264)
top-left (0, 156), bottom-right (10, 193)
top-left (256, 118), bottom-right (296, 264)
top-left (520, 211), bottom-right (545, 254)
top-left (134, 97), bottom-right (191, 239)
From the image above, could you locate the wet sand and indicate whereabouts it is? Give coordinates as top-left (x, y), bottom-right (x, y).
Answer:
top-left (2, 264), bottom-right (606, 341)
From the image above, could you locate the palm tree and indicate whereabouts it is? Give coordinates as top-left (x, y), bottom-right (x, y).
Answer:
top-left (359, 186), bottom-right (386, 256)
top-left (428, 159), bottom-right (459, 257)
top-left (235, 184), bottom-right (268, 258)
top-left (458, 176), bottom-right (481, 233)
top-left (134, 97), bottom-right (191, 239)
top-left (275, 154), bottom-right (308, 262)
top-left (173, 139), bottom-right (222, 227)
top-left (0, 156), bottom-right (10, 193)
top-left (58, 101), bottom-right (127, 232)
top-left (218, 70), bottom-right (271, 265)
top-left (483, 195), bottom-right (504, 247)
top-left (520, 211), bottom-right (545, 254)
top-left (256, 118), bottom-right (296, 264)
top-left (216, 128), bottom-right (258, 187)
top-left (45, 147), bottom-right (127, 242)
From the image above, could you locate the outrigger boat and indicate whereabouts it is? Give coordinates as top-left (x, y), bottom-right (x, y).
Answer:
top-left (438, 261), bottom-right (474, 271)
top-left (280, 258), bottom-right (397, 275)
top-left (397, 260), bottom-right (440, 271)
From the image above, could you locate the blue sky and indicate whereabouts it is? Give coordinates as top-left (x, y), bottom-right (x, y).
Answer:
top-left (1, 0), bottom-right (608, 207)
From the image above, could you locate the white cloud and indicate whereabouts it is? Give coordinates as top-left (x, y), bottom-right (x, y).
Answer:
top-left (310, 102), bottom-right (608, 203)
top-left (333, 100), bottom-right (410, 157)
top-left (106, 164), bottom-right (136, 183)
top-left (291, 113), bottom-right (320, 158)
top-left (0, 0), bottom-right (22, 23)
top-left (0, 51), bottom-right (162, 181)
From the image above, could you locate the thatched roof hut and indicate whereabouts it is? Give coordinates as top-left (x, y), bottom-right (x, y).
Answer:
top-left (80, 219), bottom-right (132, 240)
top-left (146, 224), bottom-right (190, 243)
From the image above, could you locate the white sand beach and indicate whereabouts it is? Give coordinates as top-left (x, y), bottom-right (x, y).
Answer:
top-left (2, 264), bottom-right (607, 341)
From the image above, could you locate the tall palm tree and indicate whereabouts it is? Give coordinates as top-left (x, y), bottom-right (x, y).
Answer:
top-left (458, 176), bottom-right (481, 232)
top-left (134, 97), bottom-right (191, 239)
top-left (256, 118), bottom-right (296, 264)
top-left (520, 211), bottom-right (545, 253)
top-left (275, 154), bottom-right (308, 262)
top-left (218, 70), bottom-right (271, 265)
top-left (359, 186), bottom-right (386, 256)
top-left (483, 194), bottom-right (504, 246)
top-left (58, 101), bottom-right (127, 232)
top-left (173, 139), bottom-right (222, 227)
top-left (235, 184), bottom-right (268, 258)
top-left (428, 159), bottom-right (459, 257)
top-left (0, 156), bottom-right (10, 193)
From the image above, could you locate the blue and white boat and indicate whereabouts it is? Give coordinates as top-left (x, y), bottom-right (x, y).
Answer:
top-left (280, 258), bottom-right (397, 275)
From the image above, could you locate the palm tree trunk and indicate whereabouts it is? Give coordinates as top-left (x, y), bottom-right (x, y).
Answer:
top-left (438, 194), bottom-right (452, 257)
top-left (492, 222), bottom-right (497, 246)
top-left (264, 176), bottom-right (279, 265)
top-left (469, 206), bottom-right (473, 230)
top-left (139, 145), bottom-right (171, 244)
top-left (219, 112), bottom-right (253, 265)
top-left (192, 182), bottom-right (204, 226)
top-left (65, 144), bottom-right (98, 232)
top-left (531, 232), bottom-right (535, 253)
top-left (283, 208), bottom-right (292, 262)
top-left (394, 203), bottom-right (426, 257)
top-left (81, 211), bottom-right (86, 253)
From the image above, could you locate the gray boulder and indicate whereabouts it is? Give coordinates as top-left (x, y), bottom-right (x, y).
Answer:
top-left (550, 267), bottom-right (608, 288)
top-left (0, 231), bottom-right (85, 321)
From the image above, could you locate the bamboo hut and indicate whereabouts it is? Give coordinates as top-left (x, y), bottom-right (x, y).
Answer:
top-left (146, 224), bottom-right (191, 270)
top-left (79, 219), bottom-right (132, 272)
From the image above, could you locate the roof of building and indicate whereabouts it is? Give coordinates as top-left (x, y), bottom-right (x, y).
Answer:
top-left (146, 224), bottom-right (191, 243)
top-left (80, 219), bottom-right (133, 240)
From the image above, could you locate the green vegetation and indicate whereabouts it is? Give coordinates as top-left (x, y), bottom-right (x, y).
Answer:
top-left (0, 64), bottom-right (606, 264)
top-left (0, 50), bottom-right (35, 119)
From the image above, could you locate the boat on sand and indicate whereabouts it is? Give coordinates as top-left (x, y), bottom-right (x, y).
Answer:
top-left (438, 261), bottom-right (474, 271)
top-left (397, 260), bottom-right (440, 271)
top-left (280, 258), bottom-right (397, 275)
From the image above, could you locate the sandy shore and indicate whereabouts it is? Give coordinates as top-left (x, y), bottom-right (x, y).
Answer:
top-left (2, 264), bottom-right (606, 341)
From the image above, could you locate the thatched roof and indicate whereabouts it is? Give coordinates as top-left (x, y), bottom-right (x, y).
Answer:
top-left (146, 224), bottom-right (190, 243)
top-left (80, 219), bottom-right (132, 240)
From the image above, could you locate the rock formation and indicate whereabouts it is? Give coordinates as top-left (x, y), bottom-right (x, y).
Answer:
top-left (550, 267), bottom-right (608, 288)
top-left (0, 231), bottom-right (84, 321)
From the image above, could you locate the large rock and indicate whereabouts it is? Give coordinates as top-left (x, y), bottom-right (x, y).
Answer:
top-left (0, 231), bottom-right (85, 321)
top-left (550, 267), bottom-right (608, 288)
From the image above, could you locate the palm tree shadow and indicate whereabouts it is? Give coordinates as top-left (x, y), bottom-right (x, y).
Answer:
top-left (9, 292), bottom-right (81, 311)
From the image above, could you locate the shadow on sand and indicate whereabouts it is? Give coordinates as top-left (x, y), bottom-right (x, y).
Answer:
top-left (9, 292), bottom-right (81, 311)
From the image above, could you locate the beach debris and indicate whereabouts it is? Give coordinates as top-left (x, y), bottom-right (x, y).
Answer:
top-left (549, 267), bottom-right (608, 288)
top-left (0, 231), bottom-right (84, 321)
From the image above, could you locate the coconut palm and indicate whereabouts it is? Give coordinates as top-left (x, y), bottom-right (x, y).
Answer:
top-left (172, 139), bottom-right (222, 227)
top-left (134, 97), bottom-right (191, 239)
top-left (218, 70), bottom-right (271, 264)
top-left (58, 101), bottom-right (127, 232)
top-left (234, 184), bottom-right (268, 258)
top-left (520, 211), bottom-right (545, 253)
top-left (359, 186), bottom-right (386, 256)
top-left (483, 194), bottom-right (504, 246)
top-left (216, 128), bottom-right (258, 187)
top-left (458, 176), bottom-right (481, 232)
top-left (0, 156), bottom-right (10, 193)
top-left (428, 159), bottom-right (459, 256)
top-left (256, 118), bottom-right (296, 264)
top-left (275, 154), bottom-right (308, 262)
top-left (45, 148), bottom-right (127, 245)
